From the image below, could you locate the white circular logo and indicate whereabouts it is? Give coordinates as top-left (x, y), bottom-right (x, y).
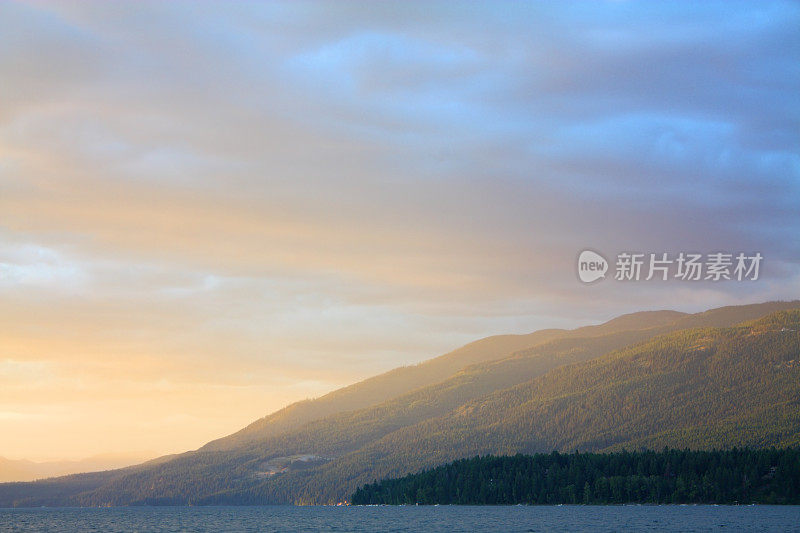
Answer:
top-left (577, 250), bottom-right (608, 283)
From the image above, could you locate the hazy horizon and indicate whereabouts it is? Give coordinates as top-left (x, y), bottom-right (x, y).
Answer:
top-left (1, 1), bottom-right (798, 462)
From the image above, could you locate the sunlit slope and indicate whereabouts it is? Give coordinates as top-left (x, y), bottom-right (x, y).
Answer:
top-left (203, 310), bottom-right (686, 452)
top-left (201, 328), bottom-right (568, 452)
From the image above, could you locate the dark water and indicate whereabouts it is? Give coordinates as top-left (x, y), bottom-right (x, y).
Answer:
top-left (1, 505), bottom-right (799, 532)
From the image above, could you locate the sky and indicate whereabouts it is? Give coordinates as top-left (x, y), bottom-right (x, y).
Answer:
top-left (0, 1), bottom-right (798, 461)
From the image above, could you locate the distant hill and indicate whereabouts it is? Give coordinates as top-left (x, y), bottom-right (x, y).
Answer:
top-left (0, 300), bottom-right (797, 507)
top-left (0, 453), bottom-right (156, 483)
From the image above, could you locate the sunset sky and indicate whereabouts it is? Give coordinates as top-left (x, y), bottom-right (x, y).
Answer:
top-left (1, 1), bottom-right (798, 461)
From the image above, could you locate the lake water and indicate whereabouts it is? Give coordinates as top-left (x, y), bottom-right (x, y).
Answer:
top-left (1, 505), bottom-right (799, 532)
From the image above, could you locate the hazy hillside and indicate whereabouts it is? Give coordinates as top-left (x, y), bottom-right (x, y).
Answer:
top-left (0, 301), bottom-right (797, 507)
top-left (0, 453), bottom-right (156, 483)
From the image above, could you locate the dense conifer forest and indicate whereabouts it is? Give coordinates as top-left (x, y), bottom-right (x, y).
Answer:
top-left (351, 449), bottom-right (800, 505)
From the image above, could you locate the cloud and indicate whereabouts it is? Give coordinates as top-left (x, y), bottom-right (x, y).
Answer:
top-left (0, 0), bottom-right (798, 460)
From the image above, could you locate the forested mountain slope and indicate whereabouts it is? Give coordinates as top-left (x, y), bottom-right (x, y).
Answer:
top-left (291, 309), bottom-right (800, 503)
top-left (205, 304), bottom-right (788, 453)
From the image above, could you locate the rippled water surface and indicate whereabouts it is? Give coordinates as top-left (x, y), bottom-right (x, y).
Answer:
top-left (2, 505), bottom-right (799, 532)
